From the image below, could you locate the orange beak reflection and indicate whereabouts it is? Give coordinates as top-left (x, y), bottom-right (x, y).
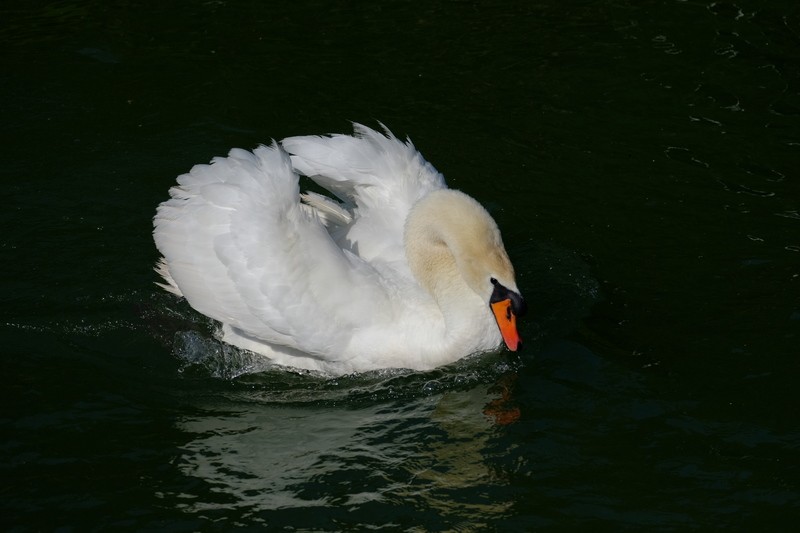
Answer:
top-left (491, 298), bottom-right (522, 351)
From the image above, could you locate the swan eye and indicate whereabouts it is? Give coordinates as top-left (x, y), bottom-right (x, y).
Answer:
top-left (490, 277), bottom-right (498, 285)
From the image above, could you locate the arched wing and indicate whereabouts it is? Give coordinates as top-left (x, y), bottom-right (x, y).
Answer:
top-left (282, 123), bottom-right (447, 265)
top-left (153, 143), bottom-right (392, 360)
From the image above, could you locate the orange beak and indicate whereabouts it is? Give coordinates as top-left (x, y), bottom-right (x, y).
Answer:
top-left (491, 298), bottom-right (522, 351)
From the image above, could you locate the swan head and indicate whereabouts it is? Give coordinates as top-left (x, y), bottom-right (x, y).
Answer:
top-left (405, 189), bottom-right (527, 351)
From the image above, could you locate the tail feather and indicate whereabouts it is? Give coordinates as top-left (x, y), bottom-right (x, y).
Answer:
top-left (154, 257), bottom-right (183, 296)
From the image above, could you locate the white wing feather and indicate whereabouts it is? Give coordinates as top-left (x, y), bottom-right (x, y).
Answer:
top-left (154, 142), bottom-right (392, 362)
top-left (282, 123), bottom-right (446, 265)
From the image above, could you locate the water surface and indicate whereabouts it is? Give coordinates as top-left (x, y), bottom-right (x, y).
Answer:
top-left (2, 0), bottom-right (799, 530)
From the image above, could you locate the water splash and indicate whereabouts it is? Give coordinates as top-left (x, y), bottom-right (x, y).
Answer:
top-left (174, 330), bottom-right (280, 380)
top-left (172, 326), bottom-right (526, 407)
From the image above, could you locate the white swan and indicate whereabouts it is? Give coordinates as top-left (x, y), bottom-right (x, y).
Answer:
top-left (153, 124), bottom-right (525, 375)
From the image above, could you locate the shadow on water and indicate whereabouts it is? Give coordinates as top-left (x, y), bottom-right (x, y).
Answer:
top-left (162, 380), bottom-right (518, 528)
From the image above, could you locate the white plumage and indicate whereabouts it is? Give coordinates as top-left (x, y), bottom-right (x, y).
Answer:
top-left (154, 124), bottom-right (525, 375)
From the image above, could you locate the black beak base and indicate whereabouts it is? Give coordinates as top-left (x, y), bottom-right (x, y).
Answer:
top-left (490, 278), bottom-right (527, 317)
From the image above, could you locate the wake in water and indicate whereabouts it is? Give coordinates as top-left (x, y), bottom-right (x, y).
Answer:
top-left (173, 324), bottom-right (526, 407)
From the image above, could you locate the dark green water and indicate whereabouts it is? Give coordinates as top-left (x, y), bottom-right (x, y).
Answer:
top-left (3, 0), bottom-right (799, 530)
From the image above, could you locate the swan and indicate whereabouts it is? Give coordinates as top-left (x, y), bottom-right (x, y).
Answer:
top-left (153, 124), bottom-right (526, 375)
